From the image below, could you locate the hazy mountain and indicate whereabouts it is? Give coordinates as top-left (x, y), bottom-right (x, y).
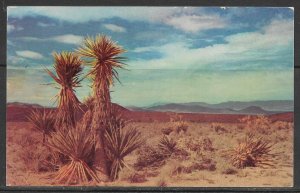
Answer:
top-left (181, 100), bottom-right (293, 112)
top-left (141, 100), bottom-right (293, 114)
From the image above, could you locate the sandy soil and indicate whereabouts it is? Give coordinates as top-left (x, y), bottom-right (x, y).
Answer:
top-left (6, 119), bottom-right (293, 187)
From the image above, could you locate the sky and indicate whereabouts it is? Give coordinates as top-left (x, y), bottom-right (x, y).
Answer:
top-left (7, 7), bottom-right (294, 107)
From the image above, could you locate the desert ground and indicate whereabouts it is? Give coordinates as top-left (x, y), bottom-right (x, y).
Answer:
top-left (6, 104), bottom-right (293, 187)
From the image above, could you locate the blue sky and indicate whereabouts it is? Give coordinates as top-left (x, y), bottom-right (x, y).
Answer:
top-left (7, 7), bottom-right (294, 107)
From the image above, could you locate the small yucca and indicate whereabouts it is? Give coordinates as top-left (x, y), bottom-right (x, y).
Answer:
top-left (27, 109), bottom-right (55, 143)
top-left (161, 127), bottom-right (173, 135)
top-left (228, 134), bottom-right (276, 168)
top-left (158, 136), bottom-right (177, 156)
top-left (46, 51), bottom-right (83, 131)
top-left (47, 125), bottom-right (99, 184)
top-left (104, 111), bottom-right (143, 181)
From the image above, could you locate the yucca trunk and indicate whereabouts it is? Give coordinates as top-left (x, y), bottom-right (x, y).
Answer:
top-left (91, 68), bottom-right (112, 180)
top-left (56, 87), bottom-right (80, 131)
top-left (46, 52), bottom-right (83, 132)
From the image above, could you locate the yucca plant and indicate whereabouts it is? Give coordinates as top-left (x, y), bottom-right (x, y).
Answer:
top-left (228, 133), bottom-right (276, 168)
top-left (76, 35), bottom-right (126, 131)
top-left (27, 109), bottom-right (55, 143)
top-left (158, 136), bottom-right (177, 156)
top-left (77, 35), bottom-right (126, 177)
top-left (46, 51), bottom-right (83, 131)
top-left (103, 110), bottom-right (143, 181)
top-left (47, 124), bottom-right (99, 184)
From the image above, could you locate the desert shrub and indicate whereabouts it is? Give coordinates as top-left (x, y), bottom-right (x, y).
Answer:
top-left (273, 121), bottom-right (291, 130)
top-left (134, 136), bottom-right (188, 170)
top-left (227, 133), bottom-right (276, 169)
top-left (170, 113), bottom-right (189, 134)
top-left (239, 115), bottom-right (271, 134)
top-left (177, 136), bottom-right (215, 153)
top-left (118, 168), bottom-right (147, 183)
top-left (47, 125), bottom-right (99, 184)
top-left (161, 127), bottom-right (173, 135)
top-left (176, 123), bottom-right (188, 134)
top-left (222, 168), bottom-right (238, 175)
top-left (127, 172), bottom-right (147, 183)
top-left (211, 123), bottom-right (227, 133)
top-left (171, 158), bottom-right (216, 176)
top-left (201, 137), bottom-right (215, 151)
top-left (236, 124), bottom-right (245, 130)
top-left (134, 145), bottom-right (167, 170)
top-left (27, 109), bottom-right (56, 143)
top-left (177, 137), bottom-right (201, 154)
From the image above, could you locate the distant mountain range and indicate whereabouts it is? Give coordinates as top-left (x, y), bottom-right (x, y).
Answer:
top-left (127, 100), bottom-right (293, 114)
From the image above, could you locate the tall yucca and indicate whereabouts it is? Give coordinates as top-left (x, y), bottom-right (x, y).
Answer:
top-left (47, 124), bottom-right (99, 184)
top-left (77, 35), bottom-right (126, 178)
top-left (46, 52), bottom-right (83, 131)
top-left (27, 109), bottom-right (55, 143)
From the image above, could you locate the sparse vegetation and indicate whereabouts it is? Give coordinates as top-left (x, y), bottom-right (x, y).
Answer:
top-left (239, 115), bottom-right (271, 134)
top-left (227, 133), bottom-right (276, 169)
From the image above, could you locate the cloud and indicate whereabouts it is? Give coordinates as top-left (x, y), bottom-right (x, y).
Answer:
top-left (7, 55), bottom-right (27, 65)
top-left (16, 50), bottom-right (43, 60)
top-left (164, 14), bottom-right (226, 33)
top-left (130, 19), bottom-right (293, 70)
top-left (37, 22), bottom-right (55, 27)
top-left (17, 34), bottom-right (84, 45)
top-left (7, 24), bottom-right (23, 33)
top-left (103, 24), bottom-right (126, 33)
top-left (7, 6), bottom-right (176, 23)
top-left (51, 34), bottom-right (84, 45)
top-left (7, 7), bottom-right (226, 33)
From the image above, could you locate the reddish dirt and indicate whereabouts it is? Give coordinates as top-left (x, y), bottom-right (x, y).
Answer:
top-left (6, 103), bottom-right (293, 123)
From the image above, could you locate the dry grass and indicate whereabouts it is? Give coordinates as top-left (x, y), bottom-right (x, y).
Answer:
top-left (7, 119), bottom-right (293, 186)
top-left (227, 133), bottom-right (276, 169)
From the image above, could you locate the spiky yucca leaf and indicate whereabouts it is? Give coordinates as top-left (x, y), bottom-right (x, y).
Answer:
top-left (27, 109), bottom-right (55, 143)
top-left (228, 134), bottom-right (276, 168)
top-left (158, 136), bottom-right (177, 156)
top-left (76, 35), bottom-right (126, 86)
top-left (103, 111), bottom-right (143, 180)
top-left (77, 35), bottom-right (127, 132)
top-left (104, 127), bottom-right (143, 181)
top-left (46, 51), bottom-right (83, 130)
top-left (47, 125), bottom-right (99, 184)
